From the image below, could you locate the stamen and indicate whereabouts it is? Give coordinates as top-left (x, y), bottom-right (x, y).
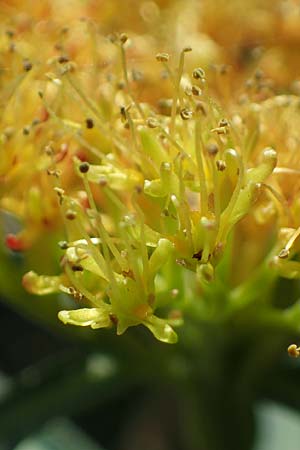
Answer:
top-left (195, 119), bottom-right (208, 215)
top-left (279, 226), bottom-right (300, 258)
top-left (170, 48), bottom-right (191, 140)
top-left (81, 172), bottom-right (126, 271)
top-left (119, 37), bottom-right (145, 120)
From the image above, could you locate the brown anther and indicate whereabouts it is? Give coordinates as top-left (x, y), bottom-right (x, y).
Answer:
top-left (148, 293), bottom-right (155, 306)
top-left (68, 287), bottom-right (84, 301)
top-left (58, 241), bottom-right (69, 250)
top-left (122, 269), bottom-right (135, 279)
top-left (60, 61), bottom-right (76, 74)
top-left (183, 171), bottom-right (194, 181)
top-left (193, 68), bottom-right (205, 80)
top-left (23, 59), bottom-right (32, 72)
top-left (160, 69), bottom-right (169, 80)
top-left (85, 118), bottom-right (94, 129)
top-left (184, 86), bottom-right (193, 97)
top-left (117, 81), bottom-right (125, 90)
top-left (22, 126), bottom-right (30, 135)
top-left (54, 187), bottom-right (65, 197)
top-left (218, 118), bottom-right (229, 127)
top-left (278, 248), bottom-right (290, 259)
top-left (47, 169), bottom-right (61, 177)
top-left (245, 79), bottom-right (254, 89)
top-left (157, 98), bottom-right (173, 116)
top-left (146, 117), bottom-right (159, 128)
top-left (132, 69), bottom-right (143, 81)
top-left (5, 29), bottom-right (15, 38)
top-left (219, 64), bottom-right (229, 75)
top-left (79, 162), bottom-right (90, 174)
top-left (45, 144), bottom-right (54, 156)
top-left (109, 314), bottom-right (118, 325)
top-left (65, 209), bottom-right (77, 220)
top-left (99, 176), bottom-right (108, 187)
top-left (58, 55), bottom-right (69, 64)
top-left (192, 250), bottom-right (203, 261)
top-left (3, 127), bottom-right (14, 139)
top-left (180, 108), bottom-right (193, 120)
top-left (195, 101), bottom-right (207, 115)
top-left (216, 160), bottom-right (226, 171)
top-left (206, 143), bottom-right (219, 156)
top-left (255, 69), bottom-right (264, 80)
top-left (288, 344), bottom-right (300, 358)
top-left (31, 118), bottom-right (40, 127)
top-left (156, 52), bottom-right (169, 62)
top-left (192, 85), bottom-right (202, 96)
top-left (183, 46), bottom-right (192, 52)
top-left (119, 33), bottom-right (128, 44)
top-left (176, 258), bottom-right (187, 267)
top-left (71, 264), bottom-right (84, 272)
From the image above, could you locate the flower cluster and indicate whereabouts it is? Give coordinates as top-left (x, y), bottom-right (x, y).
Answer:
top-left (1, 1), bottom-right (300, 345)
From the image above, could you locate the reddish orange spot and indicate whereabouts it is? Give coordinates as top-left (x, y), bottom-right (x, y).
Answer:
top-left (75, 149), bottom-right (87, 162)
top-left (5, 233), bottom-right (24, 252)
top-left (55, 144), bottom-right (68, 163)
top-left (39, 107), bottom-right (49, 122)
top-left (133, 304), bottom-right (152, 320)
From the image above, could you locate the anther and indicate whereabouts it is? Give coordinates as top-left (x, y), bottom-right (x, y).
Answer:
top-left (71, 264), bottom-right (84, 272)
top-left (99, 176), bottom-right (108, 187)
top-left (146, 117), bottom-right (159, 128)
top-left (47, 169), bottom-right (61, 177)
top-left (119, 33), bottom-right (128, 45)
top-left (216, 160), bottom-right (226, 171)
top-left (23, 59), bottom-right (32, 72)
top-left (193, 68), bottom-right (205, 80)
top-left (65, 210), bottom-right (77, 220)
top-left (54, 187), bottom-right (65, 197)
top-left (58, 55), bottom-right (70, 64)
top-left (148, 293), bottom-right (155, 306)
top-left (180, 108), bottom-right (193, 120)
top-left (206, 143), bottom-right (219, 156)
top-left (85, 118), bottom-right (94, 129)
top-left (79, 162), bottom-right (90, 173)
top-left (58, 241), bottom-right (69, 250)
top-left (278, 248), bottom-right (290, 259)
top-left (31, 118), bottom-right (40, 127)
top-left (183, 46), bottom-right (192, 53)
top-left (218, 118), bottom-right (229, 127)
top-left (132, 69), bottom-right (143, 81)
top-left (5, 29), bottom-right (15, 38)
top-left (156, 52), bottom-right (169, 62)
top-left (195, 101), bottom-right (207, 115)
top-left (192, 85), bottom-right (202, 96)
top-left (109, 314), bottom-right (118, 325)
